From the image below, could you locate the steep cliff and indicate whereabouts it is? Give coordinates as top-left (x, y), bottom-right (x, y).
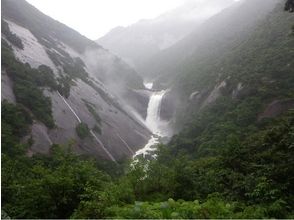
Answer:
top-left (1, 0), bottom-right (151, 161)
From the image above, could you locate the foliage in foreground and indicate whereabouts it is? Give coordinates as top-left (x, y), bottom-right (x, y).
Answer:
top-left (106, 197), bottom-right (277, 219)
top-left (73, 111), bottom-right (294, 219)
top-left (2, 144), bottom-right (111, 219)
top-left (1, 3), bottom-right (294, 219)
top-left (2, 100), bottom-right (293, 219)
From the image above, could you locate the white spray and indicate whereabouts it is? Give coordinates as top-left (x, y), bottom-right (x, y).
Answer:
top-left (133, 82), bottom-right (170, 158)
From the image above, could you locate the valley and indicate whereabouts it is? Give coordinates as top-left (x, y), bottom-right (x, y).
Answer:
top-left (1, 0), bottom-right (294, 219)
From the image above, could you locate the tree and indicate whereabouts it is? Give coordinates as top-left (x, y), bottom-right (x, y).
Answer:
top-left (285, 0), bottom-right (294, 12)
top-left (2, 145), bottom-right (111, 219)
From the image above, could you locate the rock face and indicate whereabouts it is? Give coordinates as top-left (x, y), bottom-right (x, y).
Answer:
top-left (201, 80), bottom-right (227, 109)
top-left (1, 70), bottom-right (15, 103)
top-left (232, 83), bottom-right (243, 99)
top-left (258, 99), bottom-right (294, 121)
top-left (123, 89), bottom-right (151, 119)
top-left (1, 0), bottom-right (151, 161)
top-left (160, 91), bottom-right (177, 121)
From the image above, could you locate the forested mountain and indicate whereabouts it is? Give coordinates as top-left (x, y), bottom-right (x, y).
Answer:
top-left (1, 0), bottom-right (151, 161)
top-left (1, 0), bottom-right (294, 219)
top-left (97, 0), bottom-right (235, 73)
top-left (158, 0), bottom-right (294, 129)
top-left (139, 0), bottom-right (280, 81)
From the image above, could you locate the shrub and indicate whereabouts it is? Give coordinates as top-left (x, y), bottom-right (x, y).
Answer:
top-left (1, 20), bottom-right (24, 49)
top-left (76, 123), bottom-right (90, 139)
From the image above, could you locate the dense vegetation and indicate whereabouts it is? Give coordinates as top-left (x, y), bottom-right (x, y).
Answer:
top-left (2, 108), bottom-right (293, 218)
top-left (171, 4), bottom-right (294, 129)
top-left (1, 101), bottom-right (32, 156)
top-left (2, 145), bottom-right (110, 219)
top-left (75, 122), bottom-right (90, 139)
top-left (1, 40), bottom-right (56, 128)
top-left (1, 1), bottom-right (294, 219)
top-left (1, 19), bottom-right (24, 49)
top-left (285, 0), bottom-right (294, 12)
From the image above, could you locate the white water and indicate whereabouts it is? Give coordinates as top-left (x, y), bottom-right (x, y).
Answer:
top-left (134, 82), bottom-right (169, 158)
top-left (145, 90), bottom-right (167, 137)
top-left (144, 82), bottom-right (153, 90)
top-left (133, 135), bottom-right (159, 158)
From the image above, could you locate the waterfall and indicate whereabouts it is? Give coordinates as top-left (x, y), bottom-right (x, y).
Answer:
top-left (145, 90), bottom-right (166, 136)
top-left (134, 82), bottom-right (169, 158)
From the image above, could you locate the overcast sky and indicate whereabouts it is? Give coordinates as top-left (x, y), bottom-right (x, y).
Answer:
top-left (26, 0), bottom-right (185, 40)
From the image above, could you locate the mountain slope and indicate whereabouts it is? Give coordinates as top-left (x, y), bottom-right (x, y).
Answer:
top-left (139, 0), bottom-right (281, 82)
top-left (164, 0), bottom-right (294, 130)
top-left (169, 1), bottom-right (294, 151)
top-left (2, 0), bottom-right (294, 219)
top-left (97, 0), bottom-right (235, 73)
top-left (140, 0), bottom-right (287, 123)
top-left (93, 3), bottom-right (294, 218)
top-left (1, 0), bottom-right (151, 161)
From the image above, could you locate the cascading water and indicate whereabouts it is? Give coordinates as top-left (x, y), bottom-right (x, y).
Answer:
top-left (134, 82), bottom-right (169, 158)
top-left (145, 90), bottom-right (167, 136)
top-left (144, 82), bottom-right (153, 90)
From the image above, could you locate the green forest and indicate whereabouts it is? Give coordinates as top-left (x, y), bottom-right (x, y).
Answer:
top-left (1, 1), bottom-right (294, 219)
top-left (2, 100), bottom-right (294, 218)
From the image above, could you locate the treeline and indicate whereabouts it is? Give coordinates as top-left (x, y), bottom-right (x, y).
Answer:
top-left (2, 99), bottom-right (294, 218)
top-left (2, 2), bottom-right (294, 219)
top-left (1, 100), bottom-right (114, 218)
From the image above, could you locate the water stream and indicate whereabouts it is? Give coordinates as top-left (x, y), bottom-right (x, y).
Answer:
top-left (133, 82), bottom-right (169, 158)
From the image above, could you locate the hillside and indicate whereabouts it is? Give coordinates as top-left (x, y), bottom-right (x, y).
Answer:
top-left (138, 0), bottom-right (280, 82)
top-left (1, 0), bottom-right (151, 161)
top-left (96, 1), bottom-right (294, 217)
top-left (113, 2), bottom-right (293, 218)
top-left (97, 0), bottom-right (235, 73)
top-left (162, 0), bottom-right (294, 131)
top-left (1, 0), bottom-right (294, 219)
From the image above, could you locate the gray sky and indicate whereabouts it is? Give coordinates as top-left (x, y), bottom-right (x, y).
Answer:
top-left (26, 0), bottom-right (184, 40)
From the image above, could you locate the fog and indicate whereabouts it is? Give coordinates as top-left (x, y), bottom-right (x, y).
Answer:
top-left (97, 0), bottom-right (237, 73)
top-left (26, 0), bottom-right (238, 40)
top-left (26, 0), bottom-right (183, 39)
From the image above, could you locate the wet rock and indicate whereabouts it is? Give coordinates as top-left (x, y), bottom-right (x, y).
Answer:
top-left (232, 82), bottom-right (244, 99)
top-left (189, 91), bottom-right (200, 101)
top-left (28, 122), bottom-right (52, 154)
top-left (201, 80), bottom-right (227, 108)
top-left (160, 91), bottom-right (176, 121)
top-left (258, 99), bottom-right (294, 121)
top-left (1, 70), bottom-right (15, 103)
top-left (124, 89), bottom-right (151, 119)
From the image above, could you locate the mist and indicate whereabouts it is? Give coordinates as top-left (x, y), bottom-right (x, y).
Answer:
top-left (2, 0), bottom-right (294, 218)
top-left (97, 0), bottom-right (237, 72)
